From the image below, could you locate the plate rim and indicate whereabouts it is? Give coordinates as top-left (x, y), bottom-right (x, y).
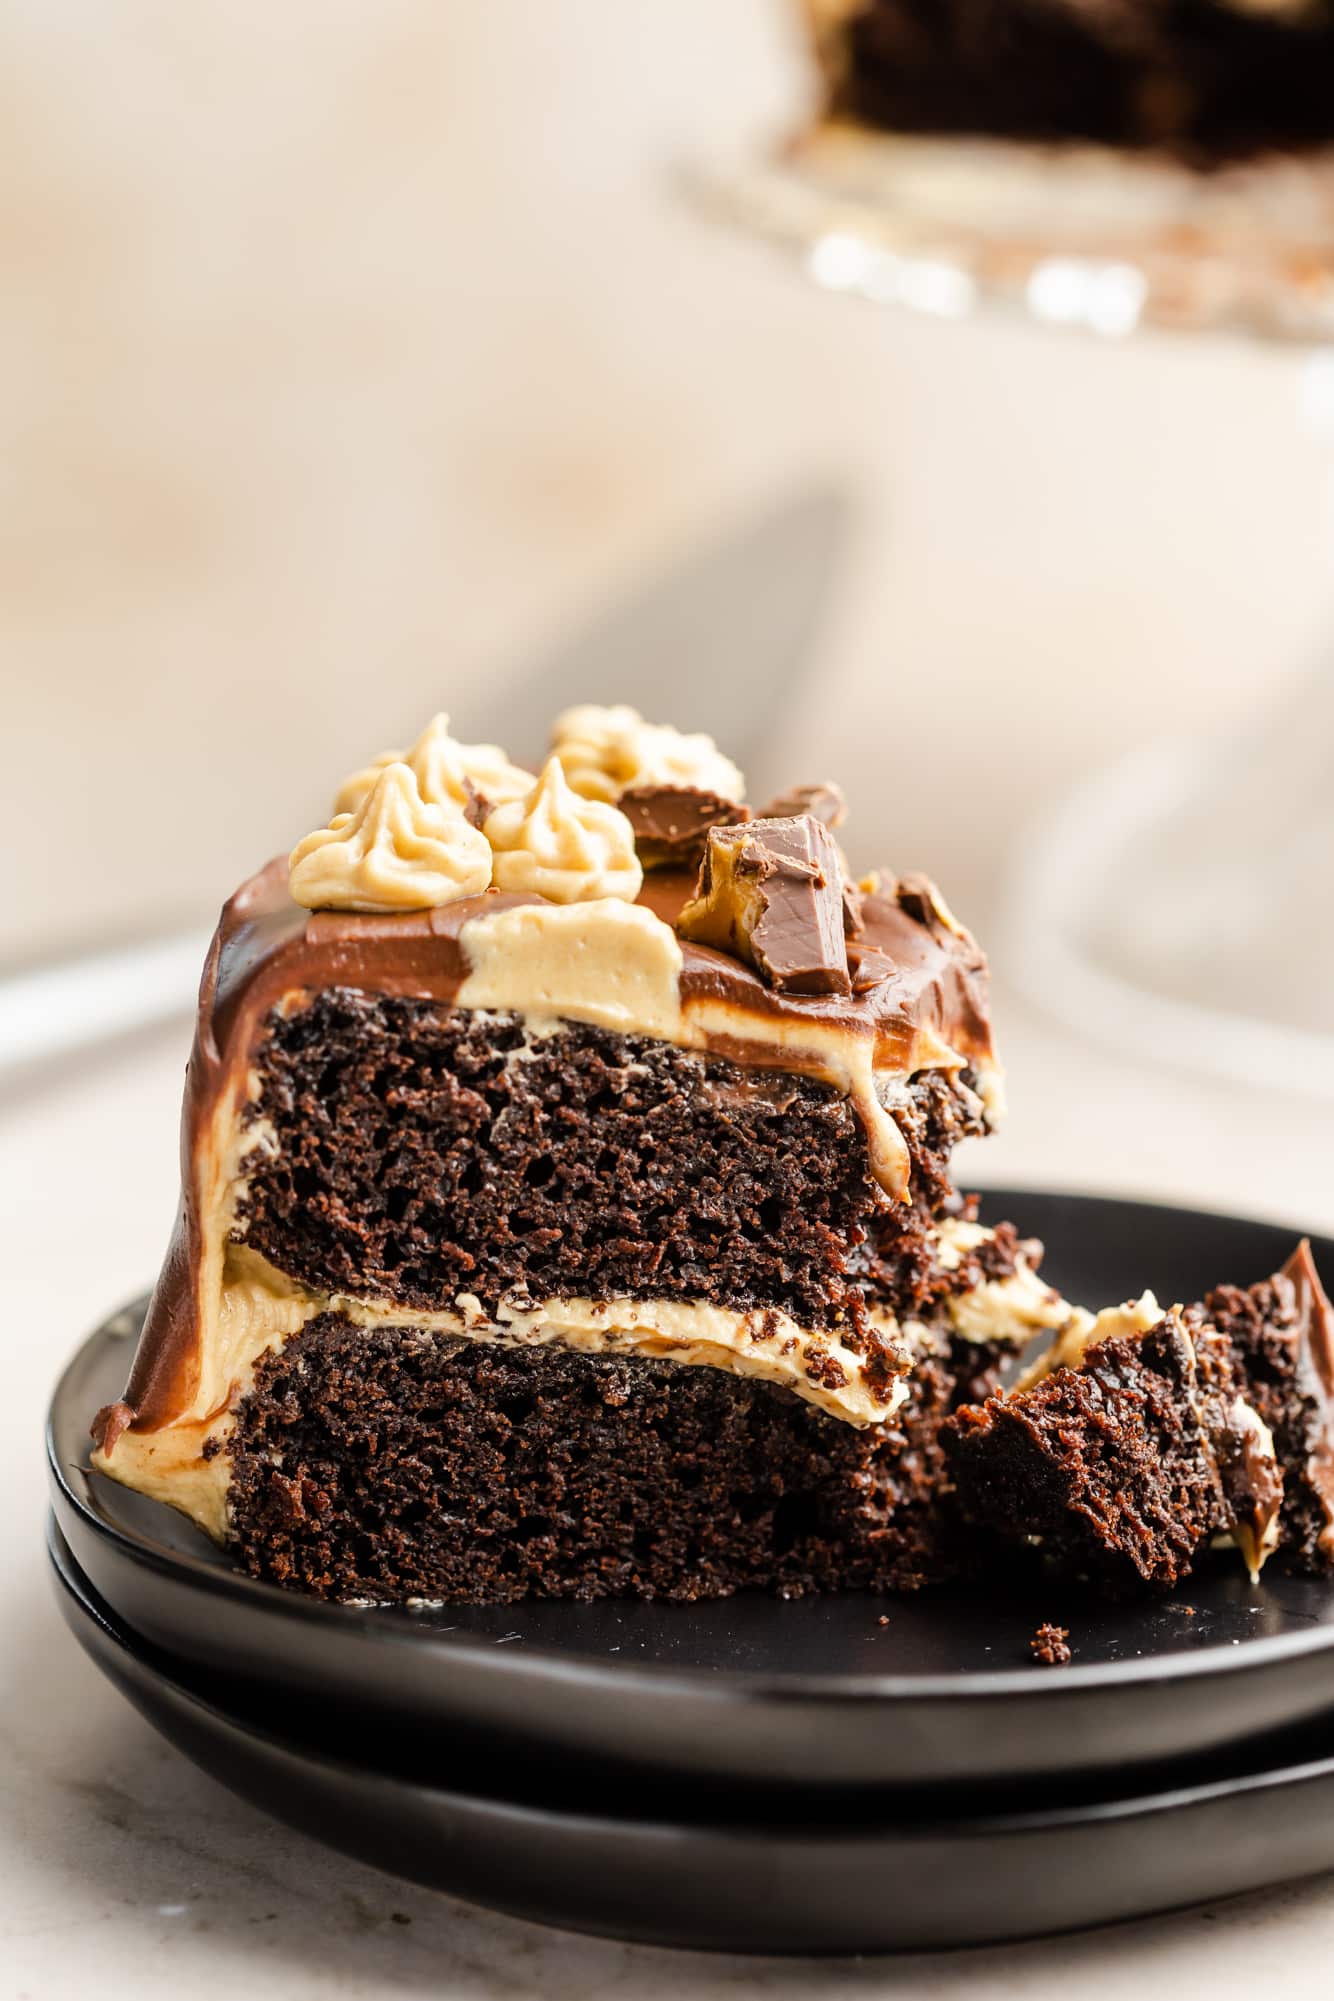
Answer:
top-left (47, 1513), bottom-right (1334, 1841)
top-left (49, 1184), bottom-right (1334, 1708)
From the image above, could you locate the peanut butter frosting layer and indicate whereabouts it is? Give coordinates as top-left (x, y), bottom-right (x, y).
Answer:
top-left (95, 1234), bottom-right (1062, 1542)
top-left (92, 854), bottom-right (996, 1450)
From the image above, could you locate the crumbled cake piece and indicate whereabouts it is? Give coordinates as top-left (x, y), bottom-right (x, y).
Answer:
top-left (942, 1244), bottom-right (1334, 1599)
top-left (1193, 1242), bottom-right (1334, 1573)
top-left (1030, 1622), bottom-right (1071, 1666)
top-left (943, 1308), bottom-right (1282, 1594)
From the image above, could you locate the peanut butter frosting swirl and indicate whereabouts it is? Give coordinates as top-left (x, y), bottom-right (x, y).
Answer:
top-left (289, 761), bottom-right (492, 912)
top-left (334, 713), bottom-right (533, 821)
top-left (550, 703), bottom-right (745, 806)
top-left (484, 755), bottom-right (643, 904)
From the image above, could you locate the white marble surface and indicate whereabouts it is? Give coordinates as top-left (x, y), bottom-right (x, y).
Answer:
top-left (5, 996), bottom-right (1334, 1999)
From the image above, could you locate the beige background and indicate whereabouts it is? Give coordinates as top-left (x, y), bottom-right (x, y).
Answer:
top-left (7, 0), bottom-right (1333, 967)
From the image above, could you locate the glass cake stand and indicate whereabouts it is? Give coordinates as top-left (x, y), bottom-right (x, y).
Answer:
top-left (690, 122), bottom-right (1334, 344)
top-left (689, 124), bottom-right (1334, 1098)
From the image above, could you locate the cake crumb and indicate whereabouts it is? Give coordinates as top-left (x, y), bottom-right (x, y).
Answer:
top-left (1030, 1622), bottom-right (1071, 1666)
top-left (877, 1614), bottom-right (890, 1627)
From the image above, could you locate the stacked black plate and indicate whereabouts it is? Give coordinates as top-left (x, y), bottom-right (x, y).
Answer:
top-left (47, 1192), bottom-right (1334, 1955)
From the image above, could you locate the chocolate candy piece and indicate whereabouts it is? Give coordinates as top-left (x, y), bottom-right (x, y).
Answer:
top-left (896, 872), bottom-right (971, 944)
top-left (678, 815), bottom-right (852, 996)
top-left (846, 942), bottom-right (897, 993)
top-left (757, 782), bottom-right (861, 932)
top-left (619, 785), bottom-right (750, 869)
top-left (759, 780), bottom-right (847, 831)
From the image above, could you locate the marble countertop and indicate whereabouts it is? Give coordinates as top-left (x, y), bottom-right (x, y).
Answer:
top-left (6, 992), bottom-right (1334, 2000)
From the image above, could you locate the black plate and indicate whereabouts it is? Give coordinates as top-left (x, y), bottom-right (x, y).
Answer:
top-left (49, 1190), bottom-right (1334, 1796)
top-left (48, 1517), bottom-right (1334, 1956)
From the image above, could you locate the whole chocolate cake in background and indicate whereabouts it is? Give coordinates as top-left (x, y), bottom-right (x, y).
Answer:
top-left (90, 705), bottom-right (1069, 1604)
top-left (804, 0), bottom-right (1334, 163)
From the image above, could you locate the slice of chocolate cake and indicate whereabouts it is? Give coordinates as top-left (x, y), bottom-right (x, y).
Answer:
top-left (944, 1244), bottom-right (1334, 1593)
top-left (805, 0), bottom-right (1334, 164)
top-left (91, 708), bottom-right (1064, 1603)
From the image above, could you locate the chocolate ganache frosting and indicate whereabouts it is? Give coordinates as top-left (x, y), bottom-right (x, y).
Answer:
top-left (94, 850), bottom-right (997, 1451)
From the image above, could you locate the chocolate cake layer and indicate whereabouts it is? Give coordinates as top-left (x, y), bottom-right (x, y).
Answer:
top-left (237, 999), bottom-right (996, 1342)
top-left (223, 1313), bottom-right (1010, 1604)
top-left (816, 0), bottom-right (1334, 161)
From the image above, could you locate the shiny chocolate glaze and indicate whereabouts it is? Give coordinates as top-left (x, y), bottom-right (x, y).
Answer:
top-left (93, 857), bottom-right (995, 1446)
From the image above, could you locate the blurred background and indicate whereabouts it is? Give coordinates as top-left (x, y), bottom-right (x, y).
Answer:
top-left (6, 0), bottom-right (1332, 1228)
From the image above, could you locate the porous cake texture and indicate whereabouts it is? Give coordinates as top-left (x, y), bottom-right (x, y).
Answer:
top-left (237, 1005), bottom-right (988, 1338)
top-left (944, 1245), bottom-right (1334, 1591)
top-left (224, 1318), bottom-right (1015, 1603)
